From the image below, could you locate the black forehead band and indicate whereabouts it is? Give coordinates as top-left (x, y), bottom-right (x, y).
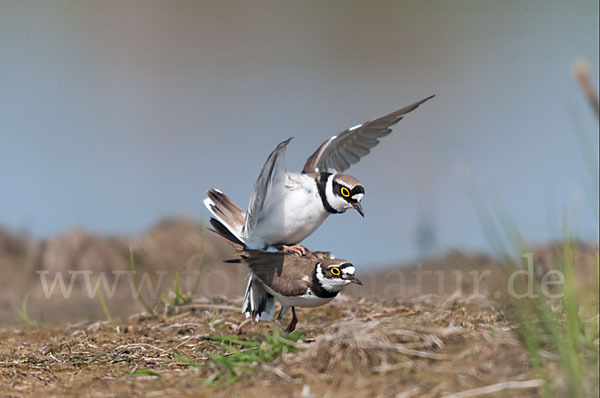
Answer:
top-left (333, 181), bottom-right (364, 193)
top-left (351, 186), bottom-right (364, 195)
top-left (327, 263), bottom-right (352, 268)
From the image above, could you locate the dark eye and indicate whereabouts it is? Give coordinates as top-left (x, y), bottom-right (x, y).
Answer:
top-left (340, 187), bottom-right (350, 197)
top-left (330, 267), bottom-right (340, 276)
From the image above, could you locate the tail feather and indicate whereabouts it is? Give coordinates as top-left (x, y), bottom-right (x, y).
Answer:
top-left (209, 218), bottom-right (244, 248)
top-left (204, 189), bottom-right (273, 321)
top-left (242, 273), bottom-right (274, 321)
top-left (203, 189), bottom-right (245, 244)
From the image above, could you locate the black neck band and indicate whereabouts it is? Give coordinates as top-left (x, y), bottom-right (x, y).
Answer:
top-left (317, 173), bottom-right (339, 214)
top-left (311, 265), bottom-right (340, 298)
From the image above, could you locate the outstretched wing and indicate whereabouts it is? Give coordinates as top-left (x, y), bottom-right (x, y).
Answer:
top-left (243, 137), bottom-right (292, 239)
top-left (302, 95), bottom-right (434, 174)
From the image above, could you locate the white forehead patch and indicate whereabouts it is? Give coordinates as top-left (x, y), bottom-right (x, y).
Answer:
top-left (342, 266), bottom-right (355, 275)
top-left (352, 193), bottom-right (364, 201)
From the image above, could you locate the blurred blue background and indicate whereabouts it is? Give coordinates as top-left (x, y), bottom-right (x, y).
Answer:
top-left (1, 0), bottom-right (598, 267)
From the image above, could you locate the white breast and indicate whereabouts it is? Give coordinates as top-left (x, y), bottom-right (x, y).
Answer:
top-left (244, 173), bottom-right (330, 249)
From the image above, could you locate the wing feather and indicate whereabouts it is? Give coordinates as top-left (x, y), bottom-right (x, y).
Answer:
top-left (302, 95), bottom-right (434, 173)
top-left (242, 251), bottom-right (313, 296)
top-left (243, 137), bottom-right (292, 239)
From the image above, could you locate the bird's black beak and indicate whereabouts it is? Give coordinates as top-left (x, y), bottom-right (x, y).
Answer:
top-left (351, 275), bottom-right (363, 285)
top-left (353, 202), bottom-right (364, 217)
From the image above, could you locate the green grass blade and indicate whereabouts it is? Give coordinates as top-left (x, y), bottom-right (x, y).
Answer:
top-left (15, 293), bottom-right (38, 328)
top-left (95, 278), bottom-right (113, 322)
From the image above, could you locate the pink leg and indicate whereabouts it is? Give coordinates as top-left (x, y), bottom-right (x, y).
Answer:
top-left (281, 244), bottom-right (308, 256)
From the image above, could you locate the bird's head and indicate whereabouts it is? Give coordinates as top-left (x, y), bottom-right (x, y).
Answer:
top-left (315, 260), bottom-right (362, 292)
top-left (325, 173), bottom-right (365, 216)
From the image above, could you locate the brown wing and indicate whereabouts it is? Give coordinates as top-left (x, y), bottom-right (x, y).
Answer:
top-left (242, 251), bottom-right (316, 296)
top-left (302, 95), bottom-right (435, 174)
top-left (311, 251), bottom-right (335, 261)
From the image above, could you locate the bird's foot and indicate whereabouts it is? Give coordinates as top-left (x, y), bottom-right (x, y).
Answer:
top-left (281, 244), bottom-right (308, 256)
top-left (285, 319), bottom-right (298, 333)
top-left (285, 307), bottom-right (298, 333)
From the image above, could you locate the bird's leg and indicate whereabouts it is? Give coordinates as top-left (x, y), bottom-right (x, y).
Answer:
top-left (285, 307), bottom-right (298, 333)
top-left (281, 244), bottom-right (308, 256)
top-left (276, 305), bottom-right (287, 321)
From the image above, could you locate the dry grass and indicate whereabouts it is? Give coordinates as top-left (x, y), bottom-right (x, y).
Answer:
top-left (0, 294), bottom-right (545, 397)
top-left (0, 224), bottom-right (596, 396)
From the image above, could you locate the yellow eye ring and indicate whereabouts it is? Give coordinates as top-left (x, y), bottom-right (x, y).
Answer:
top-left (340, 187), bottom-right (350, 197)
top-left (330, 267), bottom-right (340, 276)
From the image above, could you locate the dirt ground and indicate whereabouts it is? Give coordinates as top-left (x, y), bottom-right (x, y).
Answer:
top-left (0, 222), bottom-right (597, 397)
top-left (0, 294), bottom-right (543, 398)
